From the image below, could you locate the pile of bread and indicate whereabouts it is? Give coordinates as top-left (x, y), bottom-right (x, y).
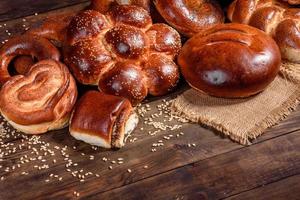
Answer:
top-left (0, 0), bottom-right (299, 148)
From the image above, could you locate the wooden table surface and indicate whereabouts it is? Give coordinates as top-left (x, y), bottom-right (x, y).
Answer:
top-left (0, 1), bottom-right (299, 199)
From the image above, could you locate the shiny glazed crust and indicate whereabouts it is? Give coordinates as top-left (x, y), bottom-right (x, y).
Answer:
top-left (154, 0), bottom-right (225, 37)
top-left (64, 5), bottom-right (182, 104)
top-left (228, 0), bottom-right (300, 63)
top-left (178, 23), bottom-right (281, 98)
top-left (69, 91), bottom-right (135, 148)
top-left (91, 0), bottom-right (151, 13)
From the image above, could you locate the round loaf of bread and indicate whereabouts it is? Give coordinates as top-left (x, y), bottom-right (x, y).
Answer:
top-left (178, 23), bottom-right (281, 98)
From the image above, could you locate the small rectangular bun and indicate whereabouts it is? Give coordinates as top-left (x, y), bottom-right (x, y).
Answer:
top-left (69, 91), bottom-right (138, 148)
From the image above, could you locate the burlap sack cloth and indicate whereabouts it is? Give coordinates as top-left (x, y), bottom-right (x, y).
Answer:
top-left (172, 62), bottom-right (300, 145)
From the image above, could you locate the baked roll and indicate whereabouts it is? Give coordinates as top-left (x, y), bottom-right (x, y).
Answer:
top-left (26, 13), bottom-right (74, 46)
top-left (0, 35), bottom-right (60, 85)
top-left (154, 0), bottom-right (225, 37)
top-left (178, 23), bottom-right (281, 98)
top-left (64, 5), bottom-right (181, 104)
top-left (91, 0), bottom-right (151, 13)
top-left (0, 60), bottom-right (77, 134)
top-left (282, 0), bottom-right (300, 5)
top-left (69, 91), bottom-right (138, 149)
top-left (228, 0), bottom-right (300, 63)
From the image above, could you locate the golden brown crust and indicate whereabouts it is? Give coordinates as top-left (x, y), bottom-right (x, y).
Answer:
top-left (144, 54), bottom-right (179, 96)
top-left (281, 0), bottom-right (300, 5)
top-left (228, 0), bottom-right (300, 63)
top-left (63, 39), bottom-right (113, 85)
top-left (109, 5), bottom-right (152, 28)
top-left (154, 0), bottom-right (225, 37)
top-left (0, 60), bottom-right (77, 134)
top-left (69, 90), bottom-right (133, 146)
top-left (178, 23), bottom-right (281, 98)
top-left (0, 35), bottom-right (60, 85)
top-left (146, 23), bottom-right (182, 58)
top-left (98, 62), bottom-right (148, 105)
top-left (66, 10), bottom-right (110, 46)
top-left (64, 5), bottom-right (181, 104)
top-left (91, 0), bottom-right (151, 13)
top-left (27, 13), bottom-right (74, 46)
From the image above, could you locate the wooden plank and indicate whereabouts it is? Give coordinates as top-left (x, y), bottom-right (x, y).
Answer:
top-left (225, 175), bottom-right (300, 200)
top-left (90, 132), bottom-right (300, 200)
top-left (0, 105), bottom-right (298, 200)
top-left (0, 1), bottom-right (299, 199)
top-left (0, 0), bottom-right (88, 22)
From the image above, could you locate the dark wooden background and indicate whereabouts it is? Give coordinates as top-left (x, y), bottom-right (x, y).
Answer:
top-left (0, 0), bottom-right (299, 199)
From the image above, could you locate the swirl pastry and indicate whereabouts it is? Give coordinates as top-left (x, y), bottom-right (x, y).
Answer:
top-left (154, 0), bottom-right (225, 37)
top-left (0, 60), bottom-right (77, 134)
top-left (178, 23), bottom-right (281, 98)
top-left (69, 91), bottom-right (138, 148)
top-left (0, 35), bottom-right (60, 85)
top-left (64, 5), bottom-right (181, 104)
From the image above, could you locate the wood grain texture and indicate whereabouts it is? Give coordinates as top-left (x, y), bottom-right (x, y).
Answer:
top-left (93, 132), bottom-right (300, 200)
top-left (0, 112), bottom-right (298, 199)
top-left (0, 0), bottom-right (88, 22)
top-left (225, 175), bottom-right (300, 200)
top-left (0, 1), bottom-right (299, 199)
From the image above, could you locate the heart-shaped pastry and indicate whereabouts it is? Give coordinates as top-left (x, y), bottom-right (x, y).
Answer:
top-left (0, 59), bottom-right (77, 134)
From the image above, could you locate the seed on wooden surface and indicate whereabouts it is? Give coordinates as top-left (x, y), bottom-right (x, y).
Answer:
top-left (127, 169), bottom-right (132, 173)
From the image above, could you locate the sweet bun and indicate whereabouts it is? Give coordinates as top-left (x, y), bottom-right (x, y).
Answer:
top-left (154, 0), bottom-right (225, 37)
top-left (27, 13), bottom-right (74, 46)
top-left (282, 0), bottom-right (300, 5)
top-left (98, 62), bottom-right (148, 105)
top-left (69, 91), bottom-right (138, 149)
top-left (91, 0), bottom-right (151, 13)
top-left (178, 23), bottom-right (281, 98)
top-left (0, 35), bottom-right (60, 85)
top-left (0, 60), bottom-right (77, 134)
top-left (64, 5), bottom-right (181, 104)
top-left (228, 0), bottom-right (300, 63)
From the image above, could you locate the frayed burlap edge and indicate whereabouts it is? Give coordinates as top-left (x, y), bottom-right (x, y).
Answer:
top-left (171, 62), bottom-right (300, 145)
